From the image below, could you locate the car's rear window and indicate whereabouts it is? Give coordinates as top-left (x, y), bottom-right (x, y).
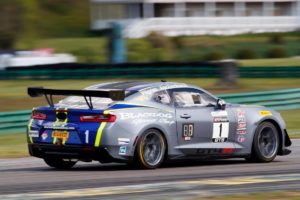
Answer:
top-left (56, 89), bottom-right (138, 109)
top-left (58, 97), bottom-right (113, 109)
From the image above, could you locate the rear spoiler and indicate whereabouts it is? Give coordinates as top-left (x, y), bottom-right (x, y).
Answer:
top-left (28, 87), bottom-right (125, 109)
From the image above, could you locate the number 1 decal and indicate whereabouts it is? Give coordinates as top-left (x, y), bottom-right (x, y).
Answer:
top-left (211, 111), bottom-right (229, 143)
top-left (85, 130), bottom-right (89, 144)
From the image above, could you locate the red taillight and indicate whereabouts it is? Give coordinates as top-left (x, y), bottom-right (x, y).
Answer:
top-left (80, 114), bottom-right (116, 122)
top-left (32, 111), bottom-right (47, 120)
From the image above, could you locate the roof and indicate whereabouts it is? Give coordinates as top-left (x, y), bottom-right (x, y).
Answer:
top-left (89, 81), bottom-right (190, 92)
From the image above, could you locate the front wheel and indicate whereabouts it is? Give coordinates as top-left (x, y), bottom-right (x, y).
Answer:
top-left (247, 122), bottom-right (279, 162)
top-left (44, 158), bottom-right (77, 169)
top-left (135, 129), bottom-right (166, 169)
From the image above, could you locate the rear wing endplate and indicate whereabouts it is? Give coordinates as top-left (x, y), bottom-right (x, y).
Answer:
top-left (28, 87), bottom-right (125, 109)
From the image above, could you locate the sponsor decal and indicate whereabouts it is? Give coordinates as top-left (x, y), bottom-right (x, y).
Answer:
top-left (41, 132), bottom-right (48, 140)
top-left (211, 111), bottom-right (229, 143)
top-left (237, 130), bottom-right (247, 135)
top-left (260, 110), bottom-right (272, 116)
top-left (211, 111), bottom-right (228, 117)
top-left (52, 131), bottom-right (69, 140)
top-left (237, 123), bottom-right (246, 130)
top-left (238, 135), bottom-right (246, 143)
top-left (120, 112), bottom-right (172, 120)
top-left (28, 130), bottom-right (39, 138)
top-left (120, 112), bottom-right (174, 126)
top-left (44, 124), bottom-right (75, 130)
top-left (236, 109), bottom-right (247, 136)
top-left (182, 124), bottom-right (194, 141)
top-left (119, 146), bottom-right (127, 155)
top-left (118, 138), bottom-right (130, 145)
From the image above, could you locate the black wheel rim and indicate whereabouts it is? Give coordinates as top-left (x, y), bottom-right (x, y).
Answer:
top-left (142, 132), bottom-right (164, 166)
top-left (258, 127), bottom-right (278, 158)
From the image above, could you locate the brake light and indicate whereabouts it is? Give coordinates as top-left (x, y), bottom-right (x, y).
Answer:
top-left (80, 114), bottom-right (116, 122)
top-left (32, 111), bottom-right (47, 120)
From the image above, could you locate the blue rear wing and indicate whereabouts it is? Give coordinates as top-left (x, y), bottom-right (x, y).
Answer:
top-left (28, 87), bottom-right (125, 109)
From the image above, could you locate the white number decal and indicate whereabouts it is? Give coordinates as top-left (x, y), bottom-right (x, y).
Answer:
top-left (85, 130), bottom-right (89, 144)
top-left (212, 122), bottom-right (229, 142)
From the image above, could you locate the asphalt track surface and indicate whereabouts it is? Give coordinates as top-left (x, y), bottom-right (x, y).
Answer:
top-left (0, 140), bottom-right (299, 199)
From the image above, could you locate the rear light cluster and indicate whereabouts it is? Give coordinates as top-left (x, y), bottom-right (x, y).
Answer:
top-left (32, 111), bottom-right (47, 120)
top-left (80, 114), bottom-right (116, 122)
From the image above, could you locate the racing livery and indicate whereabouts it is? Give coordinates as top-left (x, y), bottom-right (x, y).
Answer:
top-left (27, 81), bottom-right (292, 169)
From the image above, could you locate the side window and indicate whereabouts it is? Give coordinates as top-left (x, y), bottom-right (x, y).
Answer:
top-left (152, 90), bottom-right (171, 105)
top-left (169, 88), bottom-right (216, 108)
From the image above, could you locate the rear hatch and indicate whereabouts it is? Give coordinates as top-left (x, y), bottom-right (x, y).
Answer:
top-left (28, 103), bottom-right (114, 146)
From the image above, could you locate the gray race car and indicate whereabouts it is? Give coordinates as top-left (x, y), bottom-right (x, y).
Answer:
top-left (27, 81), bottom-right (292, 169)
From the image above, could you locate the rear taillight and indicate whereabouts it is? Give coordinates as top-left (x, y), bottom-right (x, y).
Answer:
top-left (32, 111), bottom-right (47, 120)
top-left (80, 114), bottom-right (116, 122)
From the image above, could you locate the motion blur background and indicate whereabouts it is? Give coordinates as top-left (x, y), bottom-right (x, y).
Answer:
top-left (0, 0), bottom-right (300, 199)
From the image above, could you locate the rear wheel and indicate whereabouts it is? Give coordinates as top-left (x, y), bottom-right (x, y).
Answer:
top-left (135, 129), bottom-right (166, 169)
top-left (44, 158), bottom-right (77, 169)
top-left (246, 122), bottom-right (279, 162)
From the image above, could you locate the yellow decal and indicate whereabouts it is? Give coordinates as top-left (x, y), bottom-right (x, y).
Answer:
top-left (260, 111), bottom-right (272, 116)
top-left (53, 108), bottom-right (68, 144)
top-left (52, 131), bottom-right (69, 140)
top-left (94, 111), bottom-right (109, 147)
top-left (28, 119), bottom-right (34, 143)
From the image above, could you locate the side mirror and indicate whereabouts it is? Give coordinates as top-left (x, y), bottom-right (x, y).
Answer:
top-left (217, 99), bottom-right (226, 110)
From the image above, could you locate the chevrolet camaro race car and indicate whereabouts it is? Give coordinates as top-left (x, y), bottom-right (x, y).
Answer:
top-left (27, 81), bottom-right (292, 169)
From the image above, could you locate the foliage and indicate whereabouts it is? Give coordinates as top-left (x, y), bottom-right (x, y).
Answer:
top-left (204, 51), bottom-right (226, 61)
top-left (0, 0), bottom-right (23, 49)
top-left (127, 40), bottom-right (153, 62)
top-left (269, 34), bottom-right (284, 44)
top-left (235, 48), bottom-right (257, 59)
top-left (266, 47), bottom-right (288, 58)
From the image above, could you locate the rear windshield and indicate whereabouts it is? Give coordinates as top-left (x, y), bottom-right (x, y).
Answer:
top-left (57, 97), bottom-right (113, 109)
top-left (56, 90), bottom-right (138, 109)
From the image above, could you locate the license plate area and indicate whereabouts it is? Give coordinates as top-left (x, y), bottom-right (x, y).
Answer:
top-left (52, 131), bottom-right (69, 140)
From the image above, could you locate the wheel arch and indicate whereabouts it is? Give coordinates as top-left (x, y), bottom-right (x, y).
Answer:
top-left (134, 127), bottom-right (169, 157)
top-left (258, 119), bottom-right (283, 155)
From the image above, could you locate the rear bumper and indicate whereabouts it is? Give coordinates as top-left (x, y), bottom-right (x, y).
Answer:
top-left (28, 144), bottom-right (128, 163)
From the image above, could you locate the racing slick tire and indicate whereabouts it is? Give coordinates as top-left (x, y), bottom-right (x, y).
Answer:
top-left (246, 122), bottom-right (279, 163)
top-left (44, 157), bottom-right (77, 169)
top-left (135, 129), bottom-right (166, 169)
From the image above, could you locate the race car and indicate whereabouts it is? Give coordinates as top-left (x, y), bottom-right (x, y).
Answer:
top-left (27, 81), bottom-right (292, 169)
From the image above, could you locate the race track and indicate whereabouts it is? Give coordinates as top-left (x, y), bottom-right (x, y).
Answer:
top-left (0, 139), bottom-right (299, 200)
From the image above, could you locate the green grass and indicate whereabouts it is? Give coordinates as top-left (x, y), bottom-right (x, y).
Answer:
top-left (239, 57), bottom-right (300, 67)
top-left (0, 133), bottom-right (28, 158)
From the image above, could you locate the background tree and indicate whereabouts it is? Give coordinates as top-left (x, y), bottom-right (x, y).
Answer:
top-left (0, 0), bottom-right (23, 49)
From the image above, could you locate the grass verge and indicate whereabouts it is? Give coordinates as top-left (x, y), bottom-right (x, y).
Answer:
top-left (0, 133), bottom-right (28, 158)
top-left (238, 57), bottom-right (300, 67)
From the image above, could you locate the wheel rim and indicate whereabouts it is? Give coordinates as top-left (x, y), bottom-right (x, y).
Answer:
top-left (142, 132), bottom-right (164, 166)
top-left (258, 127), bottom-right (278, 158)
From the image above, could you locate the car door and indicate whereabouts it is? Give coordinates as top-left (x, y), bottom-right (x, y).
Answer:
top-left (169, 88), bottom-right (236, 155)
